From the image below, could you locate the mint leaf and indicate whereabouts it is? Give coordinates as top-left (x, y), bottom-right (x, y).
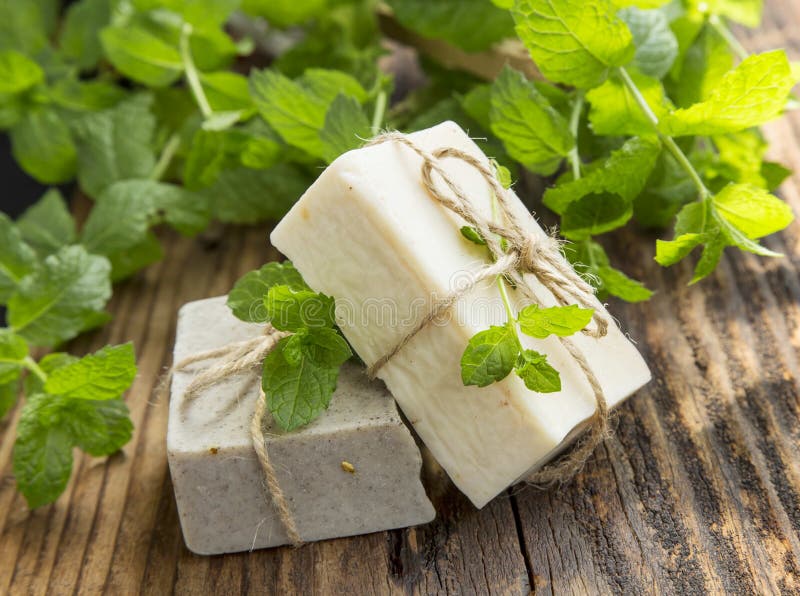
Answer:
top-left (568, 239), bottom-right (653, 301)
top-left (544, 137), bottom-right (661, 238)
top-left (17, 190), bottom-right (77, 257)
top-left (264, 285), bottom-right (336, 331)
top-left (517, 304), bottom-right (593, 339)
top-left (240, 0), bottom-right (328, 28)
top-left (0, 213), bottom-right (37, 302)
top-left (0, 329), bottom-right (28, 384)
top-left (200, 71), bottom-right (255, 114)
top-left (668, 26), bottom-right (732, 108)
top-left (8, 245), bottom-right (112, 347)
top-left (101, 25), bottom-right (184, 87)
top-left (619, 7), bottom-right (678, 79)
top-left (460, 226), bottom-right (487, 246)
top-left (388, 0), bottom-right (515, 52)
top-left (0, 50), bottom-right (43, 94)
top-left (60, 0), bottom-right (112, 70)
top-left (0, 2), bottom-right (48, 55)
top-left (65, 398), bottom-right (133, 457)
top-left (297, 328), bottom-right (352, 368)
top-left (10, 108), bottom-right (77, 184)
top-left (44, 343), bottom-right (136, 401)
top-left (586, 70), bottom-right (670, 136)
top-left (460, 325), bottom-right (519, 387)
top-left (204, 165), bottom-right (310, 224)
top-left (655, 233), bottom-right (703, 267)
top-left (71, 94), bottom-right (157, 197)
top-left (515, 349), bottom-right (561, 393)
top-left (48, 78), bottom-right (127, 113)
top-left (0, 379), bottom-right (18, 419)
top-left (713, 183), bottom-right (793, 240)
top-left (133, 0), bottom-right (239, 29)
top-left (688, 0), bottom-right (762, 27)
top-left (319, 94), bottom-right (370, 163)
top-left (228, 261), bottom-right (309, 323)
top-left (23, 352), bottom-right (78, 396)
top-left (512, 0), bottom-right (635, 88)
top-left (489, 66), bottom-right (573, 175)
top-left (660, 51), bottom-right (795, 137)
top-left (261, 335), bottom-right (339, 431)
top-left (13, 394), bottom-right (74, 508)
top-left (106, 233), bottom-right (163, 282)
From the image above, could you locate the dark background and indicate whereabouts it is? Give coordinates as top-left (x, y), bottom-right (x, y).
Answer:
top-left (0, 136), bottom-right (65, 218)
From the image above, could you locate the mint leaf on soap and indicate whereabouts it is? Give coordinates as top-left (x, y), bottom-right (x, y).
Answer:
top-left (261, 335), bottom-right (340, 431)
top-left (511, 0), bottom-right (635, 89)
top-left (460, 226), bottom-right (487, 246)
top-left (7, 245), bottom-right (112, 347)
top-left (460, 325), bottom-right (519, 387)
top-left (517, 304), bottom-right (594, 339)
top-left (228, 261), bottom-right (310, 323)
top-left (515, 349), bottom-right (561, 393)
top-left (489, 66), bottom-right (573, 175)
top-left (264, 285), bottom-right (336, 331)
top-left (44, 343), bottom-right (136, 401)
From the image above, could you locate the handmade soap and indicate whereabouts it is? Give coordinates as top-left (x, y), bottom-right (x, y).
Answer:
top-left (167, 296), bottom-right (435, 555)
top-left (271, 121), bottom-right (652, 508)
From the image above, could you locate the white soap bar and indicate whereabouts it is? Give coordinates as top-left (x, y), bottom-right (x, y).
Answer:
top-left (168, 296), bottom-right (435, 554)
top-left (271, 121), bottom-right (651, 508)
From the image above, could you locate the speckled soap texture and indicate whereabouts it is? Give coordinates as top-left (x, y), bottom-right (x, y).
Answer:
top-left (167, 296), bottom-right (436, 555)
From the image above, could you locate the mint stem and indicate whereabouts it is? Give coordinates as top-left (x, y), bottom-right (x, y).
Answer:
top-left (708, 14), bottom-right (749, 61)
top-left (180, 23), bottom-right (213, 119)
top-left (370, 90), bottom-right (388, 137)
top-left (567, 91), bottom-right (584, 180)
top-left (150, 133), bottom-right (181, 181)
top-left (617, 67), bottom-right (711, 200)
top-left (23, 357), bottom-right (47, 384)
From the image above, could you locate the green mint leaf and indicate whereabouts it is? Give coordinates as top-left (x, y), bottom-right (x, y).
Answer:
top-left (545, 137), bottom-right (661, 239)
top-left (133, 0), bottom-right (239, 29)
top-left (65, 398), bottom-right (133, 457)
top-left (106, 233), bottom-right (164, 283)
top-left (619, 7), bottom-right (678, 79)
top-left (319, 94), bottom-right (370, 163)
top-left (200, 71), bottom-right (255, 114)
top-left (204, 164), bottom-right (310, 224)
top-left (0, 379), bottom-right (18, 419)
top-left (48, 78), bottom-right (127, 113)
top-left (23, 352), bottom-right (78, 396)
top-left (264, 285), bottom-right (336, 331)
top-left (515, 349), bottom-right (561, 393)
top-left (100, 25), bottom-right (184, 87)
top-left (634, 151), bottom-right (698, 228)
top-left (660, 50), bottom-right (795, 137)
top-left (655, 233), bottom-right (703, 267)
top-left (44, 343), bottom-right (136, 401)
top-left (489, 66), bottom-right (573, 175)
top-left (460, 325), bottom-right (519, 387)
top-left (586, 69), bottom-right (670, 136)
top-left (298, 328), bottom-right (352, 368)
top-left (761, 161), bottom-right (792, 192)
top-left (60, 0), bottom-right (112, 70)
top-left (10, 108), bottom-right (77, 184)
top-left (387, 0), bottom-right (515, 52)
top-left (227, 261), bottom-right (309, 323)
top-left (0, 49), bottom-right (43, 94)
top-left (13, 394), bottom-right (74, 508)
top-left (567, 239), bottom-right (653, 301)
top-left (710, 131), bottom-right (769, 189)
top-left (17, 190), bottom-right (77, 257)
top-left (71, 94), bottom-right (157, 197)
top-left (240, 0), bottom-right (328, 28)
top-left (261, 335), bottom-right (339, 431)
top-left (201, 110), bottom-right (246, 132)
top-left (517, 304), bottom-right (594, 339)
top-left (0, 213), bottom-right (37, 303)
top-left (460, 226), bottom-right (487, 246)
top-left (511, 0), bottom-right (635, 89)
top-left (711, 196), bottom-right (784, 258)
top-left (0, 2), bottom-right (48, 55)
top-left (687, 0), bottom-right (762, 27)
top-left (668, 26), bottom-right (732, 108)
top-left (8, 245), bottom-right (111, 348)
top-left (250, 69), bottom-right (366, 159)
top-left (0, 329), bottom-right (28, 384)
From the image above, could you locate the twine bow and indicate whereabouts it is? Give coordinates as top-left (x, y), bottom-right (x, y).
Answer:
top-left (163, 131), bottom-right (616, 550)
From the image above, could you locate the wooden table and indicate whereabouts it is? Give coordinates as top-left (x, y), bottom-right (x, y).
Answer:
top-left (2, 6), bottom-right (800, 594)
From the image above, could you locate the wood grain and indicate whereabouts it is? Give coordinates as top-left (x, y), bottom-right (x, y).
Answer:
top-left (2, 4), bottom-right (800, 593)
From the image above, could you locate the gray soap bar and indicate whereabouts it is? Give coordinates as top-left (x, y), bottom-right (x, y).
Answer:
top-left (167, 296), bottom-right (435, 555)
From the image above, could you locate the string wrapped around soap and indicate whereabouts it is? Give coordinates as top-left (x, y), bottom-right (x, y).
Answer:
top-left (161, 130), bottom-right (615, 548)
